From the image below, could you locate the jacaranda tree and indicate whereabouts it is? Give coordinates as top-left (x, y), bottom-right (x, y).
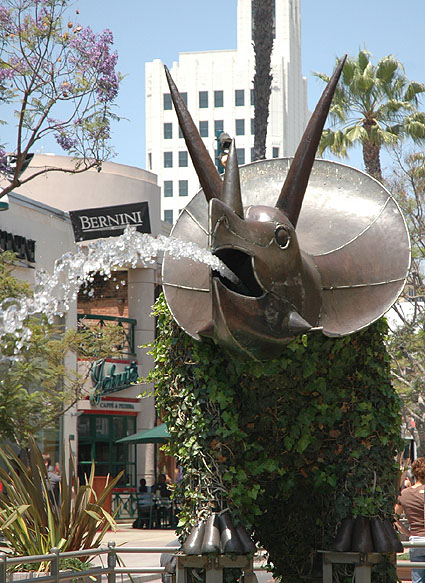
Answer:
top-left (0, 0), bottom-right (122, 200)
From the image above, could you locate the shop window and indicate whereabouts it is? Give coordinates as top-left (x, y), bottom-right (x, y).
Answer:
top-left (77, 414), bottom-right (136, 487)
top-left (235, 89), bottom-right (245, 106)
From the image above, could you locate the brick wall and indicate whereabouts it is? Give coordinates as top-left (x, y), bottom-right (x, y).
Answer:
top-left (77, 271), bottom-right (128, 318)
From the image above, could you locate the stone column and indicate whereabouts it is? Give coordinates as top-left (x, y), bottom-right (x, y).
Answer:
top-left (127, 266), bottom-right (157, 486)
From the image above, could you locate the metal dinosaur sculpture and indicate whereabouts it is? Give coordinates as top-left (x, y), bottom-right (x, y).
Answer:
top-left (161, 59), bottom-right (410, 360)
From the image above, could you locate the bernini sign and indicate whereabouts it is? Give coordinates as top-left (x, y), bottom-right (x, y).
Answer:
top-left (69, 202), bottom-right (151, 242)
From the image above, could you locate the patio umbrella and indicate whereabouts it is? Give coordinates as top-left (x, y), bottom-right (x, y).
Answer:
top-left (116, 423), bottom-right (170, 444)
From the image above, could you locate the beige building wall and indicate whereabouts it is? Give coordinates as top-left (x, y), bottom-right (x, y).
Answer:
top-left (1, 156), bottom-right (165, 487)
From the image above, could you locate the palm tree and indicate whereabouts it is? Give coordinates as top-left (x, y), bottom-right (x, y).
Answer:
top-left (252, 0), bottom-right (274, 161)
top-left (316, 50), bottom-right (425, 181)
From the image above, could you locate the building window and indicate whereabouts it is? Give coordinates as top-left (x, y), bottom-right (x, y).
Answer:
top-left (251, 89), bottom-right (255, 106)
top-left (199, 121), bottom-right (209, 137)
top-left (179, 180), bottom-right (189, 197)
top-left (251, 147), bottom-right (255, 162)
top-left (78, 415), bottom-right (136, 488)
top-left (251, 118), bottom-right (255, 135)
top-left (179, 126), bottom-right (183, 139)
top-left (214, 90), bottom-right (224, 107)
top-left (163, 93), bottom-right (172, 110)
top-left (214, 120), bottom-right (224, 135)
top-left (179, 151), bottom-right (188, 167)
top-left (199, 91), bottom-right (208, 108)
top-left (164, 210), bottom-right (173, 224)
top-left (272, 147), bottom-right (279, 158)
top-left (148, 152), bottom-right (152, 170)
top-left (235, 89), bottom-right (245, 106)
top-left (236, 148), bottom-right (245, 165)
top-left (235, 119), bottom-right (245, 136)
top-left (181, 92), bottom-right (187, 106)
top-left (164, 152), bottom-right (173, 168)
top-left (164, 180), bottom-right (173, 197)
top-left (164, 123), bottom-right (173, 139)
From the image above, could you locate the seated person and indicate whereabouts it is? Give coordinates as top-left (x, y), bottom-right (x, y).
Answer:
top-left (138, 478), bottom-right (148, 494)
top-left (152, 473), bottom-right (171, 498)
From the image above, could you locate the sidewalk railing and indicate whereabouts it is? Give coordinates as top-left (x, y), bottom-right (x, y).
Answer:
top-left (0, 543), bottom-right (269, 583)
top-left (2, 539), bottom-right (421, 583)
top-left (0, 542), bottom-right (180, 583)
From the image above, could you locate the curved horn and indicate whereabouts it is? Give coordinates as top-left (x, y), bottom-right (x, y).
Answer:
top-left (222, 140), bottom-right (244, 218)
top-left (164, 65), bottom-right (222, 202)
top-left (275, 55), bottom-right (346, 226)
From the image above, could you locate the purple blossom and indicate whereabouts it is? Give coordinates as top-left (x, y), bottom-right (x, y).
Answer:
top-left (54, 132), bottom-right (78, 152)
top-left (69, 27), bottom-right (119, 103)
top-left (0, 148), bottom-right (10, 174)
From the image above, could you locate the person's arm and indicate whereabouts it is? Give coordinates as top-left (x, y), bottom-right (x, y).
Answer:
top-left (395, 502), bottom-right (410, 536)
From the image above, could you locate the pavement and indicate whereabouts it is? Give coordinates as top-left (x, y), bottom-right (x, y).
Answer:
top-left (93, 523), bottom-right (179, 582)
top-left (95, 523), bottom-right (274, 583)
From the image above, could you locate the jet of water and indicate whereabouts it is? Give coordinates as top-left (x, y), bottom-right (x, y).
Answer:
top-left (0, 227), bottom-right (235, 357)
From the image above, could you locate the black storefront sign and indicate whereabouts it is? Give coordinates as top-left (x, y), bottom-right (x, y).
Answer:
top-left (0, 229), bottom-right (36, 262)
top-left (69, 201), bottom-right (151, 242)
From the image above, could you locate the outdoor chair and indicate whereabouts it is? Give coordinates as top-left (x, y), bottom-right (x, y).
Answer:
top-left (133, 493), bottom-right (153, 529)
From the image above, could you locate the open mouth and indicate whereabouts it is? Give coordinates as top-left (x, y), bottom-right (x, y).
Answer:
top-left (212, 248), bottom-right (263, 298)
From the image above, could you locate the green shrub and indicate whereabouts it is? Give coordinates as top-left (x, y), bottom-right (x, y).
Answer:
top-left (148, 294), bottom-right (402, 582)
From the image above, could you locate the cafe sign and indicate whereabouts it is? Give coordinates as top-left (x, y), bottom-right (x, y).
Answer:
top-left (69, 201), bottom-right (151, 242)
top-left (90, 359), bottom-right (139, 405)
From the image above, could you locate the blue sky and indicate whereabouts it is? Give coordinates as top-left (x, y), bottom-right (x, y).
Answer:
top-left (6, 1), bottom-right (425, 173)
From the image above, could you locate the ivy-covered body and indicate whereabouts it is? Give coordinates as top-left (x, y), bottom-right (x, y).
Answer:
top-left (149, 295), bottom-right (402, 582)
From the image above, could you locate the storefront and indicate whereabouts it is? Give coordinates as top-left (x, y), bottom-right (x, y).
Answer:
top-left (1, 155), bottom-right (170, 491)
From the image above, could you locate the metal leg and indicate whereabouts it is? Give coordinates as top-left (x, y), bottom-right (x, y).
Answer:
top-left (322, 559), bottom-right (332, 583)
top-left (354, 565), bottom-right (371, 583)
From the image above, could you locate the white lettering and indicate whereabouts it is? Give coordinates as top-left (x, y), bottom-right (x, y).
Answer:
top-left (90, 217), bottom-right (99, 229)
top-left (80, 216), bottom-right (91, 230)
top-left (107, 215), bottom-right (120, 227)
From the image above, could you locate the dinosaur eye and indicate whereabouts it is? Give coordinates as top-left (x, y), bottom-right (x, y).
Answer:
top-left (274, 226), bottom-right (291, 249)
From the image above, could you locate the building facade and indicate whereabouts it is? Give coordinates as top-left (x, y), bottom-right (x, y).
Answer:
top-left (145, 0), bottom-right (308, 224)
top-left (0, 155), bottom-right (169, 501)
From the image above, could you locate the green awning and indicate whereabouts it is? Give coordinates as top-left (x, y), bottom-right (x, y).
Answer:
top-left (116, 423), bottom-right (170, 444)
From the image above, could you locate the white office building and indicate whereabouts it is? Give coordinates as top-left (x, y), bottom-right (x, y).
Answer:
top-left (145, 0), bottom-right (309, 224)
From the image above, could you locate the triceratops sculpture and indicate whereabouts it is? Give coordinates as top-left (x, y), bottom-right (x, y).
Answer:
top-left (162, 59), bottom-right (410, 361)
